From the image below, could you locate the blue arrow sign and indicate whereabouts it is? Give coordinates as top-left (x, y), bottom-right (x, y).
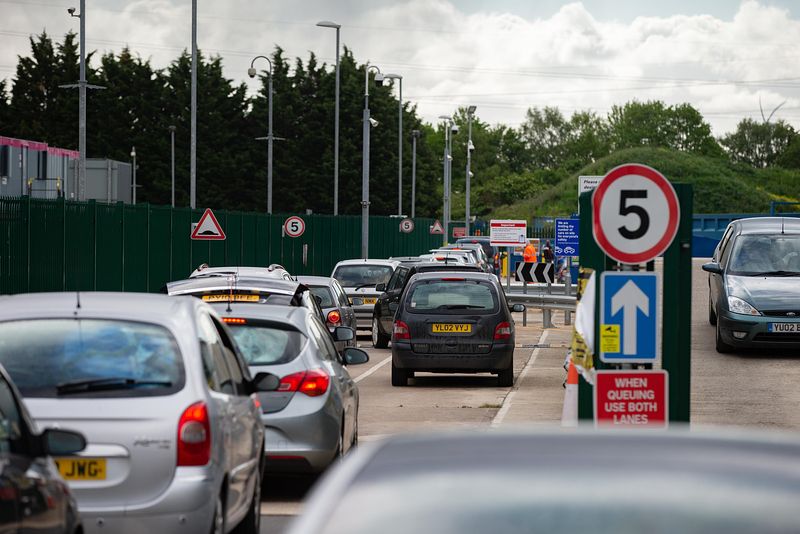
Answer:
top-left (554, 218), bottom-right (579, 256)
top-left (600, 272), bottom-right (658, 363)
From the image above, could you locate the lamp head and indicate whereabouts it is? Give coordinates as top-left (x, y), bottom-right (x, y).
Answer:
top-left (316, 21), bottom-right (341, 29)
top-left (373, 71), bottom-right (385, 85)
top-left (468, 105), bottom-right (477, 114)
top-left (67, 7), bottom-right (76, 16)
top-left (247, 67), bottom-right (257, 78)
top-left (468, 140), bottom-right (475, 151)
top-left (130, 147), bottom-right (136, 158)
top-left (451, 124), bottom-right (460, 134)
top-left (369, 117), bottom-right (380, 128)
top-left (412, 130), bottom-right (421, 139)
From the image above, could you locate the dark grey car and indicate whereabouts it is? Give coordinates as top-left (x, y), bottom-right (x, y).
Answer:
top-left (390, 272), bottom-right (523, 387)
top-left (703, 217), bottom-right (800, 352)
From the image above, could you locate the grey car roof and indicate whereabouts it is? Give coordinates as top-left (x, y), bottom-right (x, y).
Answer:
top-left (296, 275), bottom-right (338, 287)
top-left (209, 303), bottom-right (311, 330)
top-left (409, 271), bottom-right (498, 281)
top-left (333, 259), bottom-right (400, 267)
top-left (732, 217), bottom-right (800, 235)
top-left (167, 276), bottom-right (304, 295)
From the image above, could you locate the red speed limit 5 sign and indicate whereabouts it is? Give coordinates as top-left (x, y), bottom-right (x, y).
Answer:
top-left (283, 216), bottom-right (306, 238)
top-left (592, 164), bottom-right (679, 264)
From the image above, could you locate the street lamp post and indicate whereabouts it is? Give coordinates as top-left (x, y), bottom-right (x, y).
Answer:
top-left (190, 0), bottom-right (197, 209)
top-left (248, 56), bottom-right (274, 214)
top-left (130, 146), bottom-right (137, 205)
top-left (438, 115), bottom-right (453, 245)
top-left (361, 63), bottom-right (384, 259)
top-left (384, 73), bottom-right (403, 216)
top-left (466, 105), bottom-right (476, 236)
top-left (169, 125), bottom-right (176, 207)
top-left (411, 130), bottom-right (420, 219)
top-left (317, 21), bottom-right (341, 215)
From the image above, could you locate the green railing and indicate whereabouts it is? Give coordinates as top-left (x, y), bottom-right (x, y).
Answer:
top-left (0, 197), bottom-right (444, 294)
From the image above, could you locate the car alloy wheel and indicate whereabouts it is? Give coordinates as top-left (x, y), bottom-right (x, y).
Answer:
top-left (372, 317), bottom-right (390, 348)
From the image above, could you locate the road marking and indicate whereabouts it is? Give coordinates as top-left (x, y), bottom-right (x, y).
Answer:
top-left (355, 354), bottom-right (392, 383)
top-left (491, 330), bottom-right (549, 428)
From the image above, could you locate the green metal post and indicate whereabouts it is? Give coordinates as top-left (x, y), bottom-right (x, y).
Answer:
top-left (662, 183), bottom-right (693, 423)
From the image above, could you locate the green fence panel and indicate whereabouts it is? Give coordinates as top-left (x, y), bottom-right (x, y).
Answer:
top-left (95, 202), bottom-right (124, 291)
top-left (171, 208), bottom-right (193, 281)
top-left (64, 201), bottom-right (96, 291)
top-left (27, 198), bottom-right (64, 292)
top-left (148, 205), bottom-right (173, 292)
top-left (122, 204), bottom-right (149, 292)
top-left (0, 198), bottom-right (25, 294)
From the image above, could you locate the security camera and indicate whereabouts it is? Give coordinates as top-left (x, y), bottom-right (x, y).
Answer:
top-left (67, 7), bottom-right (76, 15)
top-left (247, 67), bottom-right (257, 78)
top-left (374, 72), bottom-right (385, 86)
top-left (451, 124), bottom-right (460, 134)
top-left (369, 117), bottom-right (379, 127)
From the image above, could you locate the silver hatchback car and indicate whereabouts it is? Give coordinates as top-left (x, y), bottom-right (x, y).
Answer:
top-left (0, 292), bottom-right (270, 534)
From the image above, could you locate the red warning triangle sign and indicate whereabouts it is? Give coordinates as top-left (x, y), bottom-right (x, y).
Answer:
top-left (191, 208), bottom-right (226, 240)
top-left (430, 219), bottom-right (444, 235)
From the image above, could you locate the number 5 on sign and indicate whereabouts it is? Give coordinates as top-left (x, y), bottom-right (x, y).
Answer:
top-left (283, 216), bottom-right (306, 238)
top-left (592, 164), bottom-right (679, 265)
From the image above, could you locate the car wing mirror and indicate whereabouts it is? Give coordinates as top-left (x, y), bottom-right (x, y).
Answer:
top-left (375, 283), bottom-right (387, 292)
top-left (42, 428), bottom-right (86, 456)
top-left (333, 326), bottom-right (355, 342)
top-left (253, 372), bottom-right (281, 392)
top-left (343, 347), bottom-right (370, 366)
top-left (511, 303), bottom-right (525, 313)
top-left (701, 262), bottom-right (723, 275)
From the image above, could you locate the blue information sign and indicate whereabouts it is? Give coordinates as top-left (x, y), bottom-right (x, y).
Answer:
top-left (600, 272), bottom-right (658, 363)
top-left (554, 218), bottom-right (580, 256)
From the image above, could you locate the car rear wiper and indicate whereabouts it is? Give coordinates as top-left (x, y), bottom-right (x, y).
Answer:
top-left (354, 283), bottom-right (377, 290)
top-left (748, 270), bottom-right (800, 277)
top-left (436, 304), bottom-right (484, 309)
top-left (57, 377), bottom-right (173, 395)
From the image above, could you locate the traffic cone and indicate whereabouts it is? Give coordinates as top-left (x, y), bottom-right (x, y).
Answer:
top-left (561, 360), bottom-right (579, 427)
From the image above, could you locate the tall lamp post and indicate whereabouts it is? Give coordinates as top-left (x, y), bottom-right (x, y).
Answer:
top-left (465, 105), bottom-right (476, 236)
top-left (411, 130), bottom-right (420, 219)
top-left (383, 73), bottom-right (403, 216)
top-left (169, 125), bottom-right (176, 207)
top-left (361, 63), bottom-right (384, 259)
top-left (438, 115), bottom-right (453, 245)
top-left (317, 21), bottom-right (341, 215)
top-left (248, 56), bottom-right (274, 214)
top-left (190, 0), bottom-right (197, 209)
top-left (130, 146), bottom-right (137, 205)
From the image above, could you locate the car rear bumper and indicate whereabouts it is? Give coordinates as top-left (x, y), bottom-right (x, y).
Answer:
top-left (261, 395), bottom-right (342, 473)
top-left (392, 341), bottom-right (513, 372)
top-left (77, 467), bottom-right (217, 534)
top-left (718, 312), bottom-right (800, 349)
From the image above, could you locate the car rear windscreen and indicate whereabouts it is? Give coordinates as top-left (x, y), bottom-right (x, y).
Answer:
top-left (308, 286), bottom-right (336, 307)
top-left (407, 280), bottom-right (497, 313)
top-left (0, 319), bottom-right (185, 398)
top-left (333, 265), bottom-right (394, 287)
top-left (227, 322), bottom-right (306, 366)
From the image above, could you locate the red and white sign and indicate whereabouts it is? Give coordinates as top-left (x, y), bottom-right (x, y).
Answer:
top-left (399, 218), bottom-right (415, 233)
top-left (453, 226), bottom-right (466, 238)
top-left (191, 208), bottom-right (226, 240)
top-left (490, 219), bottom-right (527, 247)
top-left (430, 219), bottom-right (444, 235)
top-left (592, 164), bottom-right (679, 265)
top-left (594, 370), bottom-right (668, 428)
top-left (283, 216), bottom-right (306, 238)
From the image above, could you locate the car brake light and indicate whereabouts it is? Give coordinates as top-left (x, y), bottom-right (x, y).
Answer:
top-left (393, 320), bottom-right (410, 340)
top-left (222, 317), bottom-right (247, 325)
top-left (327, 310), bottom-right (341, 325)
top-left (440, 277), bottom-right (465, 281)
top-left (278, 369), bottom-right (330, 397)
top-left (494, 322), bottom-right (512, 340)
top-left (177, 402), bottom-right (211, 466)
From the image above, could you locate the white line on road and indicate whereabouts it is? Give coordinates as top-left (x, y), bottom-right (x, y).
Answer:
top-left (491, 330), bottom-right (549, 428)
top-left (355, 354), bottom-right (392, 383)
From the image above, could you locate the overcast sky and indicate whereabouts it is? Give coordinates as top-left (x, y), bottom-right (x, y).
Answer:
top-left (2, 0), bottom-right (799, 134)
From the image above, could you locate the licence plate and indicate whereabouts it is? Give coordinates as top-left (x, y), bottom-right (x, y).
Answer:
top-left (432, 323), bottom-right (472, 333)
top-left (202, 294), bottom-right (259, 303)
top-left (362, 298), bottom-right (377, 305)
top-left (55, 458), bottom-right (107, 481)
top-left (768, 323), bottom-right (799, 333)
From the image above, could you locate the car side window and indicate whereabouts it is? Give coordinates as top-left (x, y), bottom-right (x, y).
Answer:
top-left (333, 281), bottom-right (349, 308)
top-left (389, 267), bottom-right (409, 291)
top-left (716, 227), bottom-right (733, 264)
top-left (197, 313), bottom-right (235, 395)
top-left (719, 229), bottom-right (736, 267)
top-left (308, 318), bottom-right (339, 362)
top-left (0, 377), bottom-right (23, 454)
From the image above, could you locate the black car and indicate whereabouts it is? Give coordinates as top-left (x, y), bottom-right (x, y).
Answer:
top-left (390, 272), bottom-right (524, 386)
top-left (0, 364), bottom-right (86, 533)
top-left (371, 263), bottom-right (482, 348)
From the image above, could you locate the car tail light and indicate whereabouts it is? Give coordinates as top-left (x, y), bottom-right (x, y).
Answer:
top-left (440, 277), bottom-right (465, 281)
top-left (494, 322), bottom-right (512, 340)
top-left (177, 402), bottom-right (211, 466)
top-left (393, 320), bottom-right (410, 340)
top-left (327, 310), bottom-right (341, 325)
top-left (278, 369), bottom-right (330, 397)
top-left (222, 317), bottom-right (247, 325)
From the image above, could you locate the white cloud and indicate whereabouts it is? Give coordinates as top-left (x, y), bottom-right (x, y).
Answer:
top-left (1, 0), bottom-right (799, 134)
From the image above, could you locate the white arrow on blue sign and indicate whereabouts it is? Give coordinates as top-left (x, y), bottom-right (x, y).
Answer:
top-left (599, 271), bottom-right (658, 363)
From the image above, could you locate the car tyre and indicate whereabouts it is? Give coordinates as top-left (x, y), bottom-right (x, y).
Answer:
top-left (391, 361), bottom-right (409, 386)
top-left (708, 296), bottom-right (717, 326)
top-left (232, 465), bottom-right (261, 534)
top-left (210, 493), bottom-right (225, 534)
top-left (372, 317), bottom-right (390, 348)
top-left (497, 365), bottom-right (514, 387)
top-left (715, 319), bottom-right (733, 353)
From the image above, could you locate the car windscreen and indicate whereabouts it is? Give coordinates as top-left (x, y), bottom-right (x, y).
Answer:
top-left (406, 280), bottom-right (498, 313)
top-left (226, 321), bottom-right (306, 366)
top-left (309, 286), bottom-right (336, 307)
top-left (333, 265), bottom-right (394, 287)
top-left (0, 319), bottom-right (184, 398)
top-left (727, 234), bottom-right (800, 276)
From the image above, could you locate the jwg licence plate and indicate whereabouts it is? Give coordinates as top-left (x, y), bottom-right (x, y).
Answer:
top-left (362, 298), bottom-right (377, 305)
top-left (432, 323), bottom-right (472, 333)
top-left (768, 323), bottom-right (799, 333)
top-left (55, 458), bottom-right (107, 480)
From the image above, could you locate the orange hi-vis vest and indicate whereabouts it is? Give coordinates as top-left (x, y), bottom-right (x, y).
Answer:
top-left (523, 243), bottom-right (537, 263)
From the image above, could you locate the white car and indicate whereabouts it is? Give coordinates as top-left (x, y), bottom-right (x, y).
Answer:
top-left (331, 259), bottom-right (400, 330)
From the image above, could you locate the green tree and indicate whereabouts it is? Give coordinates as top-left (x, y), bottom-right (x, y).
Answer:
top-left (720, 118), bottom-right (797, 168)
